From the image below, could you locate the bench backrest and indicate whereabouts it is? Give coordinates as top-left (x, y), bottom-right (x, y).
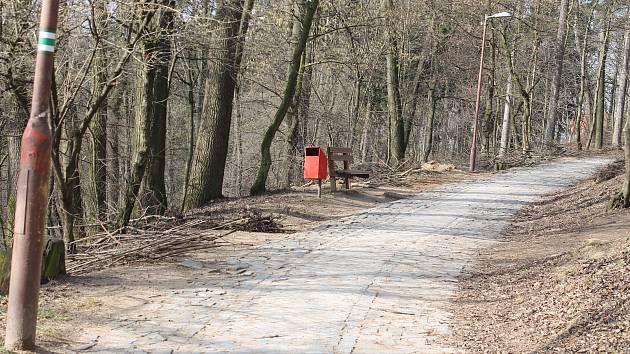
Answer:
top-left (327, 147), bottom-right (352, 177)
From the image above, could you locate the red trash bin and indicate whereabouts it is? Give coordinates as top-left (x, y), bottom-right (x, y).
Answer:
top-left (304, 146), bottom-right (327, 197)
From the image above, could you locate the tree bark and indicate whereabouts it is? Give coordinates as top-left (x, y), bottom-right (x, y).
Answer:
top-left (184, 0), bottom-right (254, 209)
top-left (120, 41), bottom-right (157, 224)
top-left (498, 76), bottom-right (512, 157)
top-left (482, 76), bottom-right (495, 155)
top-left (384, 0), bottom-right (404, 165)
top-left (573, 3), bottom-right (595, 151)
top-left (285, 50), bottom-right (307, 188)
top-left (423, 82), bottom-right (437, 162)
top-left (504, 32), bottom-right (532, 154)
top-left (544, 0), bottom-right (569, 143)
top-left (613, 19), bottom-right (630, 148)
top-left (88, 0), bottom-right (108, 222)
top-left (181, 61), bottom-right (197, 210)
top-left (595, 21), bottom-right (610, 150)
top-left (250, 0), bottom-right (318, 195)
top-left (623, 111), bottom-right (630, 206)
top-left (140, 0), bottom-right (175, 215)
top-left (360, 97), bottom-right (373, 164)
top-left (118, 0), bottom-right (173, 226)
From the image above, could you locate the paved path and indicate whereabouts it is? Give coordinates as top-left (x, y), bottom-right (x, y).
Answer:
top-left (72, 157), bottom-right (612, 354)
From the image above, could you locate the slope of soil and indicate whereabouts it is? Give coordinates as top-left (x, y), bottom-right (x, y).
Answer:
top-left (450, 159), bottom-right (630, 352)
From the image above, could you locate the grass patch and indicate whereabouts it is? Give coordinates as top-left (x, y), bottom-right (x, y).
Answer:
top-left (38, 307), bottom-right (70, 321)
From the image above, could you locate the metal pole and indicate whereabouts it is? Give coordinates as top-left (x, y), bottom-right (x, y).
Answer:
top-left (469, 16), bottom-right (489, 172)
top-left (5, 0), bottom-right (59, 350)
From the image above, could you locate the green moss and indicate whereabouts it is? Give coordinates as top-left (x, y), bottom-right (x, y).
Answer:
top-left (4, 194), bottom-right (15, 249)
top-left (41, 239), bottom-right (65, 281)
top-left (0, 251), bottom-right (10, 295)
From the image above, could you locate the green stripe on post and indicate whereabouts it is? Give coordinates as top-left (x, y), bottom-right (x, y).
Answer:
top-left (38, 38), bottom-right (55, 46)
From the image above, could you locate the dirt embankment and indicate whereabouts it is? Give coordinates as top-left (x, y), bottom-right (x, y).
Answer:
top-left (450, 159), bottom-right (630, 352)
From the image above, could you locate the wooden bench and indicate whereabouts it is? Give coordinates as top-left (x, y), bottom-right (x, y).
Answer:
top-left (327, 147), bottom-right (370, 192)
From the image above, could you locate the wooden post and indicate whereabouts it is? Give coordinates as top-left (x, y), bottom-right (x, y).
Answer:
top-left (343, 153), bottom-right (350, 189)
top-left (328, 147), bottom-right (336, 193)
top-left (317, 179), bottom-right (322, 198)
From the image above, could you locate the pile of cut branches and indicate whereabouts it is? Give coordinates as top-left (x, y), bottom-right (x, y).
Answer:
top-left (66, 209), bottom-right (284, 275)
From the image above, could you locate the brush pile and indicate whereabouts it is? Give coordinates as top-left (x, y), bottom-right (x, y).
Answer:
top-left (66, 209), bottom-right (284, 275)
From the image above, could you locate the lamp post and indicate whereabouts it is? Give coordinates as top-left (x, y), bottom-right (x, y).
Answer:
top-left (469, 11), bottom-right (512, 172)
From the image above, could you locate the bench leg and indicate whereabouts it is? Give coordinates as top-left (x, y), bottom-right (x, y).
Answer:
top-left (330, 176), bottom-right (337, 193)
top-left (344, 177), bottom-right (350, 189)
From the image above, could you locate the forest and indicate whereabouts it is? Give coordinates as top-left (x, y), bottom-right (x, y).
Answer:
top-left (1, 0), bottom-right (629, 255)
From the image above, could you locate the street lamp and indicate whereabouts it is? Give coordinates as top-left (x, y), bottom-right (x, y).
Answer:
top-left (469, 11), bottom-right (513, 172)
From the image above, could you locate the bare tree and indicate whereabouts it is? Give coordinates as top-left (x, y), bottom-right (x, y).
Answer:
top-left (250, 0), bottom-right (319, 195)
top-left (119, 0), bottom-right (175, 226)
top-left (384, 0), bottom-right (404, 164)
top-left (612, 10), bottom-right (630, 148)
top-left (184, 0), bottom-right (254, 210)
top-left (593, 15), bottom-right (611, 150)
top-left (544, 0), bottom-right (569, 143)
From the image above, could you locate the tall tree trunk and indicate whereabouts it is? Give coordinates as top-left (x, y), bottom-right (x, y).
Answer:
top-left (89, 0), bottom-right (109, 222)
top-left (181, 59), bottom-right (197, 210)
top-left (250, 0), bottom-right (319, 195)
top-left (59, 165), bottom-right (82, 253)
top-left (595, 20), bottom-right (611, 150)
top-left (482, 76), bottom-right (495, 155)
top-left (544, 0), bottom-right (569, 143)
top-left (348, 71), bottom-right (361, 150)
top-left (119, 1), bottom-right (174, 226)
top-left (423, 82), bottom-right (437, 162)
top-left (499, 76), bottom-right (513, 157)
top-left (184, 0), bottom-right (254, 209)
top-left (285, 48), bottom-right (307, 188)
top-left (482, 31), bottom-right (496, 155)
top-left (298, 38), bottom-right (314, 149)
top-left (53, 105), bottom-right (86, 253)
top-left (574, 3), bottom-right (595, 151)
top-left (504, 32), bottom-right (532, 154)
top-left (120, 43), bottom-right (157, 224)
top-left (622, 109), bottom-right (630, 206)
top-left (613, 18), bottom-right (630, 148)
top-left (521, 99), bottom-right (531, 153)
top-left (384, 0), bottom-right (404, 165)
top-left (360, 95), bottom-right (373, 164)
top-left (233, 83), bottom-right (244, 196)
top-left (140, 0), bottom-right (175, 215)
top-left (108, 84), bottom-right (125, 209)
